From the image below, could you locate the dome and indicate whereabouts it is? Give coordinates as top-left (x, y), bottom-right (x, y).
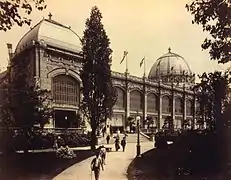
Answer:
top-left (15, 18), bottom-right (82, 55)
top-left (148, 48), bottom-right (193, 80)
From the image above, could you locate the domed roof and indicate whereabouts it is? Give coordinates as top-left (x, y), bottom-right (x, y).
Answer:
top-left (15, 18), bottom-right (82, 54)
top-left (148, 48), bottom-right (192, 80)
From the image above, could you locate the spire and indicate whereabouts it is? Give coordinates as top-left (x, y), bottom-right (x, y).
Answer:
top-left (48, 12), bottom-right (52, 20)
top-left (168, 47), bottom-right (171, 53)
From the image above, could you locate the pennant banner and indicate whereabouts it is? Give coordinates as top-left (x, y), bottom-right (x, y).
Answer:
top-left (120, 51), bottom-right (128, 64)
top-left (140, 57), bottom-right (145, 67)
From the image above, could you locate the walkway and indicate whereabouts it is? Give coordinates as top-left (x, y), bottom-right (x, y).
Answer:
top-left (53, 141), bottom-right (154, 180)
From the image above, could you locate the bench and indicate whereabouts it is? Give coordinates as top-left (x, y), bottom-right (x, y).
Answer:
top-left (105, 147), bottom-right (112, 152)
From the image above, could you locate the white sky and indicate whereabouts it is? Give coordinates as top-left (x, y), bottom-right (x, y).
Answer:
top-left (0, 0), bottom-right (230, 77)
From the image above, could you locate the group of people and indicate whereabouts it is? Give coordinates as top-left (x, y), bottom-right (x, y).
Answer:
top-left (91, 145), bottom-right (106, 180)
top-left (90, 131), bottom-right (128, 180)
top-left (115, 136), bottom-right (127, 152)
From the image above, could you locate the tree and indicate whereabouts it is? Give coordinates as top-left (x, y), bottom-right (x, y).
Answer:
top-left (193, 71), bottom-right (230, 170)
top-left (186, 0), bottom-right (231, 63)
top-left (0, 0), bottom-right (46, 31)
top-left (1, 71), bottom-right (15, 128)
top-left (2, 54), bottom-right (53, 152)
top-left (80, 6), bottom-right (117, 150)
top-left (9, 58), bottom-right (53, 129)
top-left (194, 71), bottom-right (229, 130)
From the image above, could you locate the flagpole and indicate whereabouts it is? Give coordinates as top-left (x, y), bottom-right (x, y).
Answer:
top-left (126, 53), bottom-right (128, 73)
top-left (144, 57), bottom-right (146, 77)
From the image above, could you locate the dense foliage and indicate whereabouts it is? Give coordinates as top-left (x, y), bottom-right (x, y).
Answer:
top-left (0, 0), bottom-right (46, 31)
top-left (80, 6), bottom-right (117, 149)
top-left (186, 0), bottom-right (231, 63)
top-left (194, 71), bottom-right (229, 130)
top-left (0, 52), bottom-right (53, 152)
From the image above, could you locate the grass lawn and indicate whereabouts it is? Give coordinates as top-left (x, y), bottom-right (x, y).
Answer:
top-left (127, 146), bottom-right (231, 180)
top-left (0, 149), bottom-right (94, 180)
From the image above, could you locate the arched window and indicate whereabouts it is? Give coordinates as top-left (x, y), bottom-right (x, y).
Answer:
top-left (162, 96), bottom-right (171, 114)
top-left (175, 97), bottom-right (183, 115)
top-left (114, 87), bottom-right (125, 109)
top-left (52, 75), bottom-right (80, 106)
top-left (147, 93), bottom-right (158, 113)
top-left (130, 90), bottom-right (142, 111)
top-left (186, 100), bottom-right (194, 116)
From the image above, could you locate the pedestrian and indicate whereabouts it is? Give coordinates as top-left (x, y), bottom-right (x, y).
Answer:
top-left (102, 127), bottom-right (106, 137)
top-left (91, 152), bottom-right (104, 180)
top-left (106, 134), bottom-right (110, 144)
top-left (110, 126), bottom-right (113, 137)
top-left (121, 137), bottom-right (127, 152)
top-left (116, 129), bottom-right (120, 138)
top-left (99, 145), bottom-right (107, 165)
top-left (115, 137), bottom-right (120, 151)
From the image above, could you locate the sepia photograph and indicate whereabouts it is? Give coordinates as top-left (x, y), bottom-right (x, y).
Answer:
top-left (0, 0), bottom-right (231, 179)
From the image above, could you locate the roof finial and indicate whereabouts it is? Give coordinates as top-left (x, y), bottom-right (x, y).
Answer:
top-left (168, 47), bottom-right (171, 53)
top-left (48, 12), bottom-right (52, 20)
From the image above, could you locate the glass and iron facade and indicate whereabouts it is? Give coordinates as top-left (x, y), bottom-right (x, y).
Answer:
top-left (2, 18), bottom-right (197, 132)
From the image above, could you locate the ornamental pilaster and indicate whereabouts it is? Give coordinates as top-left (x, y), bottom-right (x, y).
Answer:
top-left (158, 81), bottom-right (162, 130)
top-left (142, 77), bottom-right (147, 127)
top-left (126, 84), bottom-right (130, 120)
top-left (192, 91), bottom-right (197, 129)
top-left (183, 85), bottom-right (186, 129)
top-left (171, 84), bottom-right (175, 121)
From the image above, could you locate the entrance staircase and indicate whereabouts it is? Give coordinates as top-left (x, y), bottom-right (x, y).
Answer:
top-left (125, 133), bottom-right (151, 143)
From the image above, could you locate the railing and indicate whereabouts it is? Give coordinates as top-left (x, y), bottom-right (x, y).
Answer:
top-left (140, 129), bottom-right (155, 141)
top-left (0, 127), bottom-right (85, 135)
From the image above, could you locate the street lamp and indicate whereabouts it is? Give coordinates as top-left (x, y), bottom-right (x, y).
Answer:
top-left (136, 115), bottom-right (141, 157)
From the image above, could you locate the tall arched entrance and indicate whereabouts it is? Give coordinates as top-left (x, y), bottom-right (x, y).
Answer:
top-left (52, 74), bottom-right (80, 128)
top-left (111, 87), bottom-right (125, 132)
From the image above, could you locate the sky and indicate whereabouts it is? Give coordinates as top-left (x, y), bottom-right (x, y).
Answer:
top-left (0, 0), bottom-right (230, 78)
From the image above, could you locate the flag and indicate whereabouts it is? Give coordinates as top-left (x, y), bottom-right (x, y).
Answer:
top-left (120, 51), bottom-right (128, 64)
top-left (140, 57), bottom-right (145, 67)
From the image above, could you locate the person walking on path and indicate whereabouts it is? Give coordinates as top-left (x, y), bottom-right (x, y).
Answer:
top-left (106, 134), bottom-right (110, 144)
top-left (99, 145), bottom-right (107, 165)
top-left (102, 127), bottom-right (106, 137)
top-left (115, 137), bottom-right (120, 151)
top-left (121, 137), bottom-right (127, 152)
top-left (91, 153), bottom-right (104, 180)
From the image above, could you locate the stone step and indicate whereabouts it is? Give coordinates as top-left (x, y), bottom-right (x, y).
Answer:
top-left (125, 134), bottom-right (149, 143)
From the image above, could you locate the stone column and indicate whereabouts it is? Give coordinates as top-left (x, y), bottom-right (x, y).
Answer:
top-left (183, 98), bottom-right (186, 129)
top-left (183, 85), bottom-right (186, 129)
top-left (192, 91), bottom-right (196, 129)
top-left (34, 43), bottom-right (40, 79)
top-left (172, 97), bottom-right (175, 119)
top-left (158, 81), bottom-right (162, 130)
top-left (125, 73), bottom-right (130, 130)
top-left (124, 82), bottom-right (130, 132)
top-left (171, 83), bottom-right (175, 126)
top-left (143, 93), bottom-right (147, 127)
top-left (126, 90), bottom-right (130, 120)
top-left (142, 77), bottom-right (147, 128)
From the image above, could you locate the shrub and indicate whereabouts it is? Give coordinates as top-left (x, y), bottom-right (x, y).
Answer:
top-left (60, 131), bottom-right (91, 147)
top-left (56, 146), bottom-right (76, 159)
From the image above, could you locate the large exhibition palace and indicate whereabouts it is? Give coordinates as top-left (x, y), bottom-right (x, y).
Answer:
top-left (0, 16), bottom-right (198, 132)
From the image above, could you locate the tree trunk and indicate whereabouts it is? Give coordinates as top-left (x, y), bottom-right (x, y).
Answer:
top-left (23, 128), bottom-right (30, 154)
top-left (91, 127), bottom-right (97, 150)
top-left (91, 114), bottom-right (97, 150)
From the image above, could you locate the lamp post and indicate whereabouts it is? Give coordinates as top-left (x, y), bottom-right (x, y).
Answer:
top-left (136, 115), bottom-right (141, 157)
